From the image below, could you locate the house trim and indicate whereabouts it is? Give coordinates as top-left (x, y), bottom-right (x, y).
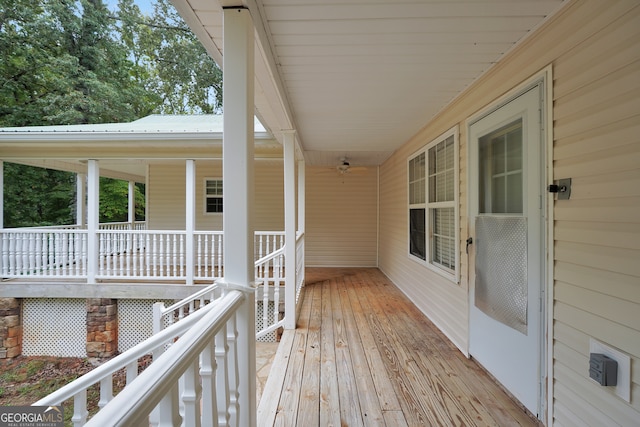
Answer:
top-left (465, 65), bottom-right (553, 421)
top-left (406, 125), bottom-right (460, 284)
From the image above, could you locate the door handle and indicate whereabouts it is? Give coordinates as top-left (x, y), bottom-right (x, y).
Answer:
top-left (466, 237), bottom-right (473, 254)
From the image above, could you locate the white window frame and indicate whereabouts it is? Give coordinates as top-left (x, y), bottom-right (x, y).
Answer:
top-left (204, 178), bottom-right (223, 215)
top-left (407, 126), bottom-right (460, 283)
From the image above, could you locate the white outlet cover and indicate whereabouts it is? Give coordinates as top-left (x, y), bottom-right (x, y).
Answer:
top-left (589, 338), bottom-right (631, 403)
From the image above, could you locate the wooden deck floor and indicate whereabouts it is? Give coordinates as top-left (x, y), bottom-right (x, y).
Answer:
top-left (257, 267), bottom-right (540, 427)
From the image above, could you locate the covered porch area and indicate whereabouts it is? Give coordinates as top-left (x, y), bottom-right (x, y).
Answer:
top-left (258, 268), bottom-right (540, 426)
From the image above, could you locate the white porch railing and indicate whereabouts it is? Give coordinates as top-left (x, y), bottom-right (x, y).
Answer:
top-left (0, 229), bottom-right (88, 278)
top-left (0, 228), bottom-right (283, 282)
top-left (153, 245), bottom-right (285, 341)
top-left (295, 232), bottom-right (305, 302)
top-left (30, 231), bottom-right (304, 426)
top-left (34, 288), bottom-right (247, 427)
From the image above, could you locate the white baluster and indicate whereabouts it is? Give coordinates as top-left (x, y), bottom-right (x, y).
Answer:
top-left (262, 271), bottom-right (269, 336)
top-left (217, 235), bottom-right (223, 278)
top-left (28, 232), bottom-right (35, 275)
top-left (72, 390), bottom-right (88, 427)
top-left (1, 232), bottom-right (8, 276)
top-left (182, 359), bottom-right (202, 427)
top-left (274, 256), bottom-right (281, 328)
top-left (119, 232), bottom-right (125, 276)
top-left (126, 360), bottom-right (138, 384)
top-left (130, 232), bottom-right (137, 278)
top-left (226, 311), bottom-right (239, 427)
top-left (201, 341), bottom-right (218, 427)
top-left (196, 234), bottom-right (202, 279)
top-left (143, 231), bottom-right (148, 274)
top-left (62, 232), bottom-right (69, 276)
top-left (153, 233), bottom-right (159, 277)
top-left (156, 382), bottom-right (182, 427)
top-left (215, 323), bottom-right (230, 427)
top-left (15, 233), bottom-right (23, 275)
top-left (82, 233), bottom-right (88, 276)
top-left (99, 378), bottom-right (113, 409)
top-left (98, 233), bottom-right (105, 276)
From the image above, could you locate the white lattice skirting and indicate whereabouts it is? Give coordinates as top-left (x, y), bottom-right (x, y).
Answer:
top-left (23, 298), bottom-right (86, 357)
top-left (118, 299), bottom-right (174, 352)
top-left (21, 297), bottom-right (277, 358)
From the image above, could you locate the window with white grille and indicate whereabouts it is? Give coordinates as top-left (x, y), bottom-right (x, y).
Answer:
top-left (408, 126), bottom-right (459, 282)
top-left (204, 178), bottom-right (223, 214)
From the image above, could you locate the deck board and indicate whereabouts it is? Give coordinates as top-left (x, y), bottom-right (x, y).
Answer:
top-left (258, 268), bottom-right (541, 427)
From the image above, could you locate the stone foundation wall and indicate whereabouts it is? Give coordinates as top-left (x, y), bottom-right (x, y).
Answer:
top-left (86, 298), bottom-right (118, 358)
top-left (0, 298), bottom-right (22, 359)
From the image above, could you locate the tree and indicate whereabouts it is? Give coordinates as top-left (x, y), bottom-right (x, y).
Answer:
top-left (99, 178), bottom-right (145, 223)
top-left (1, 0), bottom-right (222, 227)
top-left (0, 0), bottom-right (158, 127)
top-left (117, 0), bottom-right (222, 114)
top-left (3, 164), bottom-right (75, 227)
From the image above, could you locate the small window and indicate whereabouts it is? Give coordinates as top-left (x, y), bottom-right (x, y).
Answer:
top-left (408, 127), bottom-right (459, 282)
top-left (205, 179), bottom-right (223, 213)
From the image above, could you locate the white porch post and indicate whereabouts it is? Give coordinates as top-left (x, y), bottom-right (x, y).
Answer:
top-left (297, 158), bottom-right (306, 292)
top-left (223, 7), bottom-right (256, 427)
top-left (283, 130), bottom-right (297, 330)
top-left (87, 160), bottom-right (99, 283)
top-left (185, 160), bottom-right (196, 285)
top-left (76, 173), bottom-right (86, 228)
top-left (298, 159), bottom-right (305, 235)
top-left (127, 180), bottom-right (135, 228)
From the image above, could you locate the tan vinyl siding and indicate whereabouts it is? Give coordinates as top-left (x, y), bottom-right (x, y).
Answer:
top-left (549, 1), bottom-right (640, 423)
top-left (379, 0), bottom-right (640, 422)
top-left (305, 166), bottom-right (378, 267)
top-left (253, 160), bottom-right (284, 231)
top-left (147, 160), bottom-right (284, 231)
top-left (148, 163), bottom-right (186, 230)
top-left (379, 151), bottom-right (468, 351)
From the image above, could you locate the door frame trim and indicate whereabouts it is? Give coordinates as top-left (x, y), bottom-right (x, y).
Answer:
top-left (464, 65), bottom-right (553, 423)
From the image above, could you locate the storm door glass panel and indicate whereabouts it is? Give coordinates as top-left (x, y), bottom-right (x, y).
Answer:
top-left (478, 120), bottom-right (523, 214)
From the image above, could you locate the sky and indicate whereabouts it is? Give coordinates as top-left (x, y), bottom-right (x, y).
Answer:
top-left (105, 0), bottom-right (154, 15)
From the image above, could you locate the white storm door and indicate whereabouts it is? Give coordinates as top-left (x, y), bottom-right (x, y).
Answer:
top-left (468, 85), bottom-right (543, 417)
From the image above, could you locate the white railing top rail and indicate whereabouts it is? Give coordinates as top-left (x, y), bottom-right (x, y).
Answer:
top-left (32, 294), bottom-right (233, 408)
top-left (0, 226), bottom-right (83, 232)
top-left (160, 283), bottom-right (220, 316)
top-left (84, 290), bottom-right (244, 427)
top-left (254, 245), bottom-right (285, 267)
top-left (1, 222), bottom-right (148, 231)
top-left (155, 244), bottom-right (285, 331)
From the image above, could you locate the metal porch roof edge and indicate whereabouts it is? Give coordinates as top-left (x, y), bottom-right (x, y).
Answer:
top-left (0, 114), bottom-right (268, 139)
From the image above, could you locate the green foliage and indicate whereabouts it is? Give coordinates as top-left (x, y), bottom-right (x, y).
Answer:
top-left (116, 0), bottom-right (222, 114)
top-left (99, 178), bottom-right (145, 223)
top-left (1, 0), bottom-right (222, 227)
top-left (0, 0), bottom-right (156, 126)
top-left (4, 163), bottom-right (75, 227)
